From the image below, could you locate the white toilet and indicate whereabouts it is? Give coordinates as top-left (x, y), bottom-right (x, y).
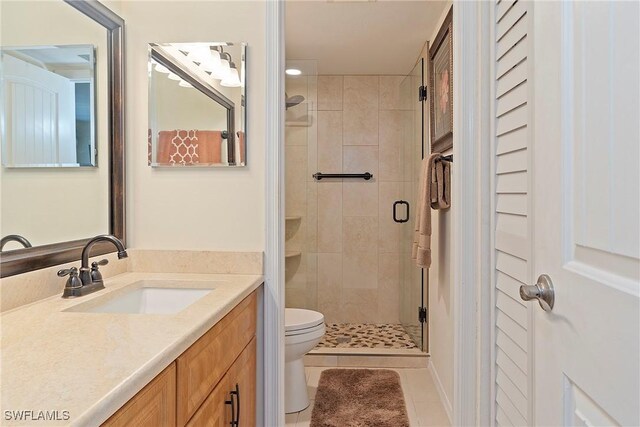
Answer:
top-left (285, 308), bottom-right (325, 413)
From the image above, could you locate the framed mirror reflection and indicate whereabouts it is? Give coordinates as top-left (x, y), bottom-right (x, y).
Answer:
top-left (0, 0), bottom-right (124, 277)
top-left (148, 42), bottom-right (246, 167)
top-left (1, 44), bottom-right (97, 167)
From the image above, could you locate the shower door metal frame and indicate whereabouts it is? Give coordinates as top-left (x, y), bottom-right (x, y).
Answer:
top-left (419, 57), bottom-right (427, 352)
top-left (400, 57), bottom-right (427, 352)
top-left (418, 57), bottom-right (427, 353)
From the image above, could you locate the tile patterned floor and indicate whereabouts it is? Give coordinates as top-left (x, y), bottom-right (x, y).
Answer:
top-left (403, 324), bottom-right (423, 347)
top-left (285, 367), bottom-right (451, 427)
top-left (316, 323), bottom-right (419, 349)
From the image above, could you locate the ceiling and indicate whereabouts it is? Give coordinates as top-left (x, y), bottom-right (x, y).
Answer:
top-left (285, 0), bottom-right (449, 75)
top-left (7, 46), bottom-right (92, 67)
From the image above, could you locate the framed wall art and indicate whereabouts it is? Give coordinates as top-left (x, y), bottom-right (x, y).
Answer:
top-left (429, 7), bottom-right (453, 153)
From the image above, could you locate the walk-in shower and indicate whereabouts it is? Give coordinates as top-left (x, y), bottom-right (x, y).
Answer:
top-left (284, 59), bottom-right (427, 354)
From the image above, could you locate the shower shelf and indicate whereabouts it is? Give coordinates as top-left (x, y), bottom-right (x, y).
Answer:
top-left (285, 119), bottom-right (312, 128)
top-left (285, 251), bottom-right (302, 259)
top-left (285, 216), bottom-right (302, 221)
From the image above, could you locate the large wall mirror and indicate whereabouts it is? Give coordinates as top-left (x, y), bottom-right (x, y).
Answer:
top-left (148, 42), bottom-right (246, 167)
top-left (0, 0), bottom-right (125, 277)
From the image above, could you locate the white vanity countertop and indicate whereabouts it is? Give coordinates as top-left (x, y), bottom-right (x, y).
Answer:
top-left (0, 272), bottom-right (263, 426)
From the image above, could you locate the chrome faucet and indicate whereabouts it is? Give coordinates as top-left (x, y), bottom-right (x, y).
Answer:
top-left (58, 234), bottom-right (128, 298)
top-left (0, 234), bottom-right (32, 251)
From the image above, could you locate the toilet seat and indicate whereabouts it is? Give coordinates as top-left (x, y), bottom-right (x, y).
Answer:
top-left (285, 308), bottom-right (324, 335)
top-left (285, 323), bottom-right (325, 345)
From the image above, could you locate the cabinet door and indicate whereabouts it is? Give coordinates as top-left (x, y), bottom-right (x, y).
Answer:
top-left (232, 339), bottom-right (257, 427)
top-left (177, 293), bottom-right (257, 424)
top-left (103, 363), bottom-right (176, 427)
top-left (186, 338), bottom-right (256, 427)
top-left (185, 377), bottom-right (230, 427)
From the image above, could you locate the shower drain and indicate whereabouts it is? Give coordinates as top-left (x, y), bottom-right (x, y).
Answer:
top-left (336, 335), bottom-right (352, 344)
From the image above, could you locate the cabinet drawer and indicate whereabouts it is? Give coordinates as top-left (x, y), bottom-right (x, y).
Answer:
top-left (103, 363), bottom-right (176, 427)
top-left (177, 292), bottom-right (256, 425)
top-left (186, 338), bottom-right (256, 427)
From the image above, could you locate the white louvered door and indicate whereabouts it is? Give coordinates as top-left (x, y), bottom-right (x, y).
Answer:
top-left (491, 1), bottom-right (640, 426)
top-left (491, 1), bottom-right (533, 426)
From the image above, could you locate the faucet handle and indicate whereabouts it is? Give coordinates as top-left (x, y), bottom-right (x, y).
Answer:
top-left (90, 259), bottom-right (109, 284)
top-left (59, 267), bottom-right (83, 298)
top-left (57, 267), bottom-right (78, 277)
top-left (91, 259), bottom-right (109, 269)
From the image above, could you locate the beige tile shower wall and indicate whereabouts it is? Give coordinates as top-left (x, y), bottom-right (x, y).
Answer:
top-left (285, 74), bottom-right (318, 311)
top-left (285, 74), bottom-right (411, 324)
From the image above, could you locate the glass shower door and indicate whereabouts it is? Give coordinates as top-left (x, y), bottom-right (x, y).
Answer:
top-left (399, 58), bottom-right (426, 351)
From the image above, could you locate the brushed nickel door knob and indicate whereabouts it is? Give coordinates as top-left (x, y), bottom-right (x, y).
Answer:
top-left (520, 274), bottom-right (555, 312)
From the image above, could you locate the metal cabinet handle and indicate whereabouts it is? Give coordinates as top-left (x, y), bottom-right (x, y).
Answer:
top-left (234, 384), bottom-right (240, 426)
top-left (226, 384), bottom-right (239, 426)
top-left (393, 200), bottom-right (410, 223)
top-left (519, 274), bottom-right (555, 312)
top-left (225, 388), bottom-right (237, 426)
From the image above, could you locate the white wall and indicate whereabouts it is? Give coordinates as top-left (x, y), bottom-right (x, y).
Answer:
top-left (120, 1), bottom-right (265, 251)
top-left (0, 0), bottom-right (111, 248)
top-left (423, 0), bottom-right (454, 417)
top-left (151, 68), bottom-right (228, 132)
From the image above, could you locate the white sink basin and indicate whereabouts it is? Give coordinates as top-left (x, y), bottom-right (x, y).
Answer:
top-left (65, 281), bottom-right (218, 314)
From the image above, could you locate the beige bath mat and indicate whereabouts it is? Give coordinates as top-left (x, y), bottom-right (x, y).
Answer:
top-left (310, 369), bottom-right (410, 427)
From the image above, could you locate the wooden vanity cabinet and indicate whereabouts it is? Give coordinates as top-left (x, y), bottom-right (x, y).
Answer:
top-left (186, 338), bottom-right (256, 427)
top-left (102, 364), bottom-right (176, 427)
top-left (102, 290), bottom-right (258, 427)
top-left (177, 292), bottom-right (257, 424)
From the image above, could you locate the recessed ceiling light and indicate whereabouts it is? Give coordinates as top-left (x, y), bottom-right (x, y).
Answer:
top-left (285, 68), bottom-right (302, 76)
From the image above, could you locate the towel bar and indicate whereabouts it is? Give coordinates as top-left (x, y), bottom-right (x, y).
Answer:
top-left (312, 172), bottom-right (373, 181)
top-left (438, 154), bottom-right (453, 162)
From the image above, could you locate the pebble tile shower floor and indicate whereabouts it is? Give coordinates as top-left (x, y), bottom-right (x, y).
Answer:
top-left (316, 323), bottom-right (418, 349)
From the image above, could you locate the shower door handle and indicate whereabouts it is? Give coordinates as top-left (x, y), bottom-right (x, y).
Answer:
top-left (393, 201), bottom-right (409, 223)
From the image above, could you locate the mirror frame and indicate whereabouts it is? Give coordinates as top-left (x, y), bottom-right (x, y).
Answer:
top-left (0, 0), bottom-right (125, 278)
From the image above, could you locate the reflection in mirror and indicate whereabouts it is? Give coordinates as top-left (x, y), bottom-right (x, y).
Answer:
top-left (1, 45), bottom-right (96, 167)
top-left (0, 0), bottom-right (111, 253)
top-left (148, 42), bottom-right (246, 167)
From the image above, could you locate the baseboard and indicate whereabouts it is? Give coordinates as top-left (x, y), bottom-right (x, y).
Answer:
top-left (428, 360), bottom-right (453, 423)
top-left (305, 352), bottom-right (428, 368)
